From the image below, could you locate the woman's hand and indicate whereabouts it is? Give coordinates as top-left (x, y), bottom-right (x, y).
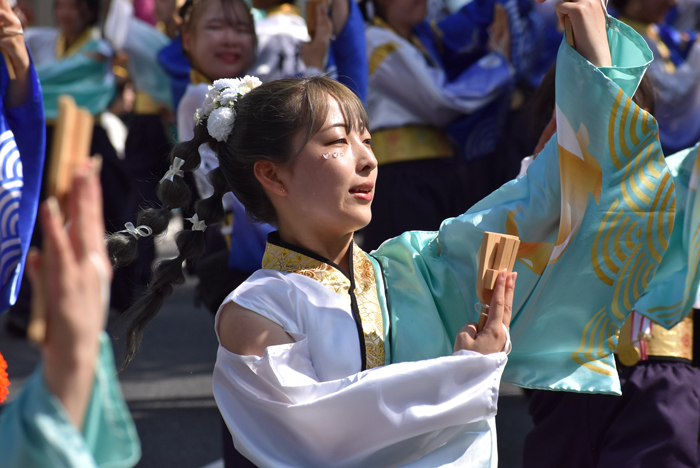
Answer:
top-left (28, 159), bottom-right (112, 429)
top-left (0, 0), bottom-right (30, 107)
top-left (454, 269), bottom-right (516, 355)
top-left (488, 4), bottom-right (511, 62)
top-left (329, 0), bottom-right (349, 37)
top-left (548, 0), bottom-right (611, 67)
top-left (301, 2), bottom-right (333, 70)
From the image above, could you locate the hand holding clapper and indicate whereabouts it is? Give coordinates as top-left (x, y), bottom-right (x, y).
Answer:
top-left (476, 232), bottom-right (520, 332)
top-left (27, 96), bottom-right (95, 344)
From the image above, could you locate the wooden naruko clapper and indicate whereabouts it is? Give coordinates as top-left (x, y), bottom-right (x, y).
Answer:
top-left (476, 232), bottom-right (520, 332)
top-left (27, 95), bottom-right (93, 344)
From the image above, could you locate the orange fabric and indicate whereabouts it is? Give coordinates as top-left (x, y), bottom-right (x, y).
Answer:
top-left (0, 352), bottom-right (8, 403)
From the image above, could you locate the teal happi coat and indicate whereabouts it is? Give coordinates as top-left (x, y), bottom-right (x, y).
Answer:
top-left (634, 142), bottom-right (700, 328)
top-left (369, 17), bottom-right (674, 395)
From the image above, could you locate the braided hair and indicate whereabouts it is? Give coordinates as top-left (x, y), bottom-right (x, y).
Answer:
top-left (109, 76), bottom-right (369, 368)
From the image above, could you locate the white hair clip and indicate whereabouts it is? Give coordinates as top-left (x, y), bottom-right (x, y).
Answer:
top-left (160, 157), bottom-right (185, 183)
top-left (186, 214), bottom-right (207, 232)
top-left (195, 75), bottom-right (263, 142)
top-left (120, 222), bottom-right (153, 239)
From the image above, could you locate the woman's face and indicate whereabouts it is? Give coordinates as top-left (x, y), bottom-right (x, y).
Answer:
top-left (54, 0), bottom-right (88, 36)
top-left (183, 0), bottom-right (256, 80)
top-left (625, 0), bottom-right (675, 24)
top-left (276, 97), bottom-right (378, 237)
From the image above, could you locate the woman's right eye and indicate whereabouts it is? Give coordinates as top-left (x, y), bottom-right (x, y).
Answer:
top-left (205, 21), bottom-right (224, 30)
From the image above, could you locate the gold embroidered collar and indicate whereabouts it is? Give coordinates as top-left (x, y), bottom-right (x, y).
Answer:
top-left (262, 233), bottom-right (385, 370)
top-left (371, 17), bottom-right (439, 68)
top-left (190, 68), bottom-right (212, 85)
top-left (266, 3), bottom-right (301, 17)
top-left (56, 27), bottom-right (95, 60)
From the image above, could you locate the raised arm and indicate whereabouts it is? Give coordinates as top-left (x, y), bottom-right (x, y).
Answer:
top-left (375, 1), bottom-right (673, 395)
top-left (0, 0), bottom-right (30, 108)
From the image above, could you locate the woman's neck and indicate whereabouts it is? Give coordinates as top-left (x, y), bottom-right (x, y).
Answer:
top-left (62, 28), bottom-right (85, 50)
top-left (277, 227), bottom-right (354, 274)
top-left (386, 18), bottom-right (412, 40)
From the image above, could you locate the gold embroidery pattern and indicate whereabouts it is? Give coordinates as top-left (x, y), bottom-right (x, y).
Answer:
top-left (262, 241), bottom-right (385, 369)
top-left (352, 247), bottom-right (385, 369)
top-left (369, 41), bottom-right (399, 75)
top-left (575, 89), bottom-right (675, 376)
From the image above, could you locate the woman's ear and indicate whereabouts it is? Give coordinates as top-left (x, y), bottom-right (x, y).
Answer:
top-left (182, 28), bottom-right (192, 54)
top-left (254, 160), bottom-right (287, 196)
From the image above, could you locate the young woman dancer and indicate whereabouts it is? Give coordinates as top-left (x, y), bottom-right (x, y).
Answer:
top-left (113, 0), bottom-right (676, 464)
top-left (21, 0), bottom-right (134, 314)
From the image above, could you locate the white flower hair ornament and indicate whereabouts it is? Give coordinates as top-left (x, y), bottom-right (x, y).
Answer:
top-left (195, 75), bottom-right (263, 142)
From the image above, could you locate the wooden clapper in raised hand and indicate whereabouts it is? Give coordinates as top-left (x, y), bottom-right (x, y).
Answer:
top-left (476, 232), bottom-right (520, 332)
top-left (27, 95), bottom-right (93, 344)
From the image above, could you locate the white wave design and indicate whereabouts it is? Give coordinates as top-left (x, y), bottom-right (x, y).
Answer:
top-left (0, 129), bottom-right (23, 288)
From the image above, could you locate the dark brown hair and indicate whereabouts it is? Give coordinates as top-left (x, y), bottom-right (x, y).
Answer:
top-left (528, 63), bottom-right (656, 140)
top-left (108, 76), bottom-right (369, 368)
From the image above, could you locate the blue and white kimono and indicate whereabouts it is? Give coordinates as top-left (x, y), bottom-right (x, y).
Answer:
top-left (617, 17), bottom-right (700, 154)
top-left (0, 56), bottom-right (43, 311)
top-left (366, 0), bottom-right (538, 162)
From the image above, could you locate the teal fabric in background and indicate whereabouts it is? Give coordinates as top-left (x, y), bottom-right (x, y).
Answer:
top-left (0, 333), bottom-right (141, 467)
top-left (373, 17), bottom-right (674, 395)
top-left (36, 34), bottom-right (115, 119)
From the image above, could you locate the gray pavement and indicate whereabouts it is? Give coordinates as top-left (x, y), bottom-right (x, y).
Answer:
top-left (0, 225), bottom-right (534, 467)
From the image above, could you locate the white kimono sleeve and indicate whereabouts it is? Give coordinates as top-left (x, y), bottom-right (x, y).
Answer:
top-left (368, 32), bottom-right (514, 128)
top-left (213, 285), bottom-right (506, 468)
top-left (647, 39), bottom-right (700, 108)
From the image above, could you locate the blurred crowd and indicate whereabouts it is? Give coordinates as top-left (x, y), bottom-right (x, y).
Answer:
top-left (6, 0), bottom-right (700, 323)
top-left (3, 0), bottom-right (700, 465)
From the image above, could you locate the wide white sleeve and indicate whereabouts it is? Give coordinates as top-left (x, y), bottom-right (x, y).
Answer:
top-left (647, 39), bottom-right (700, 107)
top-left (214, 323), bottom-right (505, 467)
top-left (369, 38), bottom-right (514, 128)
top-left (104, 0), bottom-right (131, 50)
